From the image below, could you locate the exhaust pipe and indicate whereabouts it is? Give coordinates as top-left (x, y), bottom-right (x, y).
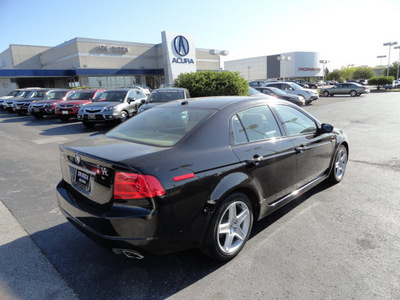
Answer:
top-left (112, 248), bottom-right (144, 259)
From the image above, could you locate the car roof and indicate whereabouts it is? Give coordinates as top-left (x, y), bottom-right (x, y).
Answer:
top-left (156, 96), bottom-right (282, 110)
top-left (152, 88), bottom-right (187, 92)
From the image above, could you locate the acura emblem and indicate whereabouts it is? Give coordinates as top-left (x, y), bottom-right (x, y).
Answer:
top-left (173, 35), bottom-right (190, 57)
top-left (74, 154), bottom-right (81, 165)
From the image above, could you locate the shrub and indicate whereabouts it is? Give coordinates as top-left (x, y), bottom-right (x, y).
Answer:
top-left (368, 76), bottom-right (394, 90)
top-left (174, 71), bottom-right (249, 97)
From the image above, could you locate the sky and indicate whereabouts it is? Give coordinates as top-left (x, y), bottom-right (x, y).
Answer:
top-left (1, 0), bottom-right (399, 71)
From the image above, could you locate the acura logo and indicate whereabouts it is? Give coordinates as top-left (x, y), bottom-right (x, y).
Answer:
top-left (74, 154), bottom-right (81, 165)
top-left (173, 35), bottom-right (190, 57)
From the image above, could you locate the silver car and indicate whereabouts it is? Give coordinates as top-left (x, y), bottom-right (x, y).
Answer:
top-left (77, 88), bottom-right (147, 128)
top-left (262, 82), bottom-right (319, 104)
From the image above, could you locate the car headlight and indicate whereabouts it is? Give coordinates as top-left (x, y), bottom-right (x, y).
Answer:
top-left (104, 105), bottom-right (115, 111)
top-left (75, 104), bottom-right (83, 108)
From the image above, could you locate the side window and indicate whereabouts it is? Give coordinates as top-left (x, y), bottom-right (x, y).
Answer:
top-left (127, 91), bottom-right (136, 100)
top-left (274, 105), bottom-right (317, 136)
top-left (230, 115), bottom-right (248, 144)
top-left (236, 106), bottom-right (282, 143)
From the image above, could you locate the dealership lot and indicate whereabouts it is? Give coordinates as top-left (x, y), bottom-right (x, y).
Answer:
top-left (1, 92), bottom-right (400, 299)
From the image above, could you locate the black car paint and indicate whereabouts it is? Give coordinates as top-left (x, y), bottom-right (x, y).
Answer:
top-left (57, 96), bottom-right (348, 256)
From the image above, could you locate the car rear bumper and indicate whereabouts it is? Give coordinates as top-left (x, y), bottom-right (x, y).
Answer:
top-left (56, 180), bottom-right (164, 254)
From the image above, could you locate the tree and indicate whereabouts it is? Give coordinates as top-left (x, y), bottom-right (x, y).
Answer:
top-left (352, 67), bottom-right (376, 80)
top-left (381, 62), bottom-right (399, 79)
top-left (368, 76), bottom-right (394, 90)
top-left (174, 71), bottom-right (249, 97)
top-left (326, 69), bottom-right (343, 82)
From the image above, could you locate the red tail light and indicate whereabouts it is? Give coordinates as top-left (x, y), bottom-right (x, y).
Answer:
top-left (114, 172), bottom-right (165, 200)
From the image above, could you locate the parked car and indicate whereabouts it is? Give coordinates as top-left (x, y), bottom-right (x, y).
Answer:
top-left (320, 83), bottom-right (370, 97)
top-left (77, 88), bottom-right (147, 128)
top-left (137, 88), bottom-right (190, 113)
top-left (291, 81), bottom-right (309, 89)
top-left (248, 81), bottom-right (267, 87)
top-left (159, 83), bottom-right (174, 88)
top-left (2, 88), bottom-right (43, 111)
top-left (55, 89), bottom-right (105, 121)
top-left (0, 89), bottom-right (24, 108)
top-left (262, 82), bottom-right (319, 104)
top-left (28, 89), bottom-right (72, 118)
top-left (57, 96), bottom-right (348, 261)
top-left (12, 89), bottom-right (51, 115)
top-left (383, 80), bottom-right (400, 89)
top-left (306, 82), bottom-right (318, 89)
top-left (255, 86), bottom-right (305, 106)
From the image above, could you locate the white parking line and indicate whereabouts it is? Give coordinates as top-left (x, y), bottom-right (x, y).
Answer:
top-left (33, 137), bottom-right (69, 145)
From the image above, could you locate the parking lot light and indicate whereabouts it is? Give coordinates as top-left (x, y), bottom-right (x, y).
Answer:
top-left (394, 46), bottom-right (400, 80)
top-left (383, 42), bottom-right (398, 76)
top-left (319, 60), bottom-right (330, 86)
top-left (278, 55), bottom-right (291, 81)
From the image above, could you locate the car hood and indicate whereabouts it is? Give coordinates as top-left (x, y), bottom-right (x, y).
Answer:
top-left (15, 97), bottom-right (42, 102)
top-left (34, 99), bottom-right (64, 104)
top-left (63, 100), bottom-right (92, 105)
top-left (84, 101), bottom-right (121, 108)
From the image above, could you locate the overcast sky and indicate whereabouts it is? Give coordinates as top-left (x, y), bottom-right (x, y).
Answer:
top-left (1, 0), bottom-right (399, 70)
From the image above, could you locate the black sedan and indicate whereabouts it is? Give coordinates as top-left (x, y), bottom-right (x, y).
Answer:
top-left (57, 96), bottom-right (349, 261)
top-left (255, 86), bottom-right (305, 106)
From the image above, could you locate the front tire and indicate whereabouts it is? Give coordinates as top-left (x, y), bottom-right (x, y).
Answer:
top-left (202, 193), bottom-right (253, 261)
top-left (328, 144), bottom-right (348, 183)
top-left (323, 91), bottom-right (329, 97)
top-left (119, 111), bottom-right (128, 123)
top-left (350, 90), bottom-right (357, 97)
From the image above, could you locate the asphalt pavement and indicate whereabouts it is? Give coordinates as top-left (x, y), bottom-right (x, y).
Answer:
top-left (1, 91), bottom-right (400, 299)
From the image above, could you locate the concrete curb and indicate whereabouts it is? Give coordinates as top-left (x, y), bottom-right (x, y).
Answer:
top-left (0, 201), bottom-right (78, 300)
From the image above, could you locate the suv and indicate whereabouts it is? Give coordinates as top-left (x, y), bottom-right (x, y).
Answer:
top-left (77, 88), bottom-right (147, 128)
top-left (137, 88), bottom-right (190, 113)
top-left (55, 89), bottom-right (105, 121)
top-left (262, 82), bottom-right (319, 104)
top-left (28, 89), bottom-right (71, 118)
top-left (12, 89), bottom-right (51, 115)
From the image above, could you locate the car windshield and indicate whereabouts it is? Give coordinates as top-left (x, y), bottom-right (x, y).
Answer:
top-left (67, 91), bottom-right (95, 100)
top-left (8, 91), bottom-right (19, 96)
top-left (93, 91), bottom-right (127, 102)
top-left (248, 87), bottom-right (261, 95)
top-left (15, 90), bottom-right (31, 98)
top-left (148, 90), bottom-right (185, 103)
top-left (106, 106), bottom-right (213, 147)
top-left (42, 91), bottom-right (67, 100)
top-left (289, 83), bottom-right (303, 89)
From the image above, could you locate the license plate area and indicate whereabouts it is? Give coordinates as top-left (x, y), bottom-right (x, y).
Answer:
top-left (62, 110), bottom-right (69, 114)
top-left (34, 108), bottom-right (40, 112)
top-left (75, 169), bottom-right (91, 192)
top-left (88, 114), bottom-right (96, 119)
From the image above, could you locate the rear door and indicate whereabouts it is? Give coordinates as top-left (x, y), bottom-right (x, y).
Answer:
top-left (230, 105), bottom-right (297, 203)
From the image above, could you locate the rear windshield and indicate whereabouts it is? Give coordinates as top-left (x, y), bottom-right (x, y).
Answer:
top-left (148, 90), bottom-right (185, 103)
top-left (106, 106), bottom-right (213, 146)
top-left (67, 91), bottom-right (95, 100)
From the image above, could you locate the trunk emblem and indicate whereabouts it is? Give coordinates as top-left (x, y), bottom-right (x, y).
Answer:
top-left (74, 154), bottom-right (81, 165)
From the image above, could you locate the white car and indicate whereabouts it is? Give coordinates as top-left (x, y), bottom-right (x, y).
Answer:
top-left (263, 82), bottom-right (319, 104)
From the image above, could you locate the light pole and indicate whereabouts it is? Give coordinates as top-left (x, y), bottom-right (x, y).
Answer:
top-left (377, 55), bottom-right (386, 66)
top-left (394, 46), bottom-right (400, 80)
top-left (383, 42), bottom-right (398, 76)
top-left (277, 55), bottom-right (291, 81)
top-left (319, 60), bottom-right (329, 85)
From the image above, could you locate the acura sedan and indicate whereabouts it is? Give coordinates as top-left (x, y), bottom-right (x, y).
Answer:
top-left (320, 82), bottom-right (370, 97)
top-left (57, 96), bottom-right (348, 261)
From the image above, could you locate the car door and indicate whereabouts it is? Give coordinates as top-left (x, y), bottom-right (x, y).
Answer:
top-left (230, 105), bottom-right (297, 205)
top-left (273, 104), bottom-right (335, 188)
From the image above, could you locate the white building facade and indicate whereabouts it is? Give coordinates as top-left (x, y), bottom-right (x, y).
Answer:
top-left (224, 52), bottom-right (324, 81)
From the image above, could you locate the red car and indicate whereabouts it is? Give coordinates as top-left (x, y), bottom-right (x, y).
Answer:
top-left (55, 89), bottom-right (105, 121)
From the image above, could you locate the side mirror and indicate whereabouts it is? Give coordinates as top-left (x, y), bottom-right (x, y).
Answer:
top-left (319, 123), bottom-right (334, 134)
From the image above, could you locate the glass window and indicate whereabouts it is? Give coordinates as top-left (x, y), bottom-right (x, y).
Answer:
top-left (106, 107), bottom-right (213, 147)
top-left (148, 90), bottom-right (185, 103)
top-left (236, 106), bottom-right (282, 142)
top-left (274, 105), bottom-right (317, 136)
top-left (230, 115), bottom-right (247, 144)
top-left (93, 91), bottom-right (127, 102)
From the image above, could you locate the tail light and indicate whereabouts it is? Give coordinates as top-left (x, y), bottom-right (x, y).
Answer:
top-left (114, 172), bottom-right (165, 200)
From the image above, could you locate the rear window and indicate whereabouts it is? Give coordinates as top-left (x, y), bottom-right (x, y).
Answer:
top-left (148, 90), bottom-right (185, 103)
top-left (43, 91), bottom-right (68, 100)
top-left (106, 106), bottom-right (213, 146)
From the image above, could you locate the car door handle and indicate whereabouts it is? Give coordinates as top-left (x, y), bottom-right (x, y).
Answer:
top-left (295, 146), bottom-right (307, 153)
top-left (246, 155), bottom-right (263, 167)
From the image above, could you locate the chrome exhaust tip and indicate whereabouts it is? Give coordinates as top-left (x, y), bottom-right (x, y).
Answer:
top-left (112, 248), bottom-right (144, 259)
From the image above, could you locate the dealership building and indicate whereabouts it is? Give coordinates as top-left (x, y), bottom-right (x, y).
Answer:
top-left (0, 31), bottom-right (222, 96)
top-left (224, 52), bottom-right (324, 81)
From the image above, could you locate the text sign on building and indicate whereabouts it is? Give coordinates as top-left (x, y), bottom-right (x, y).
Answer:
top-left (162, 31), bottom-right (196, 84)
top-left (96, 45), bottom-right (129, 54)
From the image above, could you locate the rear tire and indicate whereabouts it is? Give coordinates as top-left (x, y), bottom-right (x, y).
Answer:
top-left (322, 91), bottom-right (329, 97)
top-left (350, 90), bottom-right (357, 97)
top-left (201, 193), bottom-right (253, 261)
